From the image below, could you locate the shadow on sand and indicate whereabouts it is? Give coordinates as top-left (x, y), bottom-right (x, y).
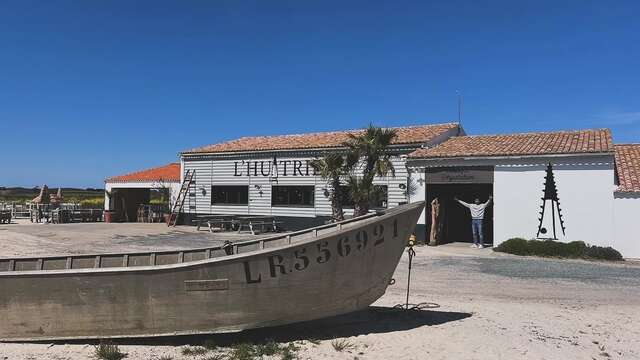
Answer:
top-left (104, 306), bottom-right (472, 346)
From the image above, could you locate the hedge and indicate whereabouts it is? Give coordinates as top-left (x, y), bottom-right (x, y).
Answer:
top-left (495, 238), bottom-right (623, 261)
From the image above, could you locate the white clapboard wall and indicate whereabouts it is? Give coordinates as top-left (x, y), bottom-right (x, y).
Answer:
top-left (182, 155), bottom-right (409, 218)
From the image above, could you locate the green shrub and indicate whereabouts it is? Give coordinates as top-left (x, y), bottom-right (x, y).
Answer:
top-left (254, 340), bottom-right (280, 356)
top-left (225, 341), bottom-right (300, 360)
top-left (331, 339), bottom-right (356, 352)
top-left (565, 241), bottom-right (588, 257)
top-left (280, 342), bottom-right (301, 360)
top-left (530, 240), bottom-right (586, 258)
top-left (495, 238), bottom-right (623, 261)
top-left (585, 246), bottom-right (623, 261)
top-left (181, 346), bottom-right (208, 356)
top-left (229, 343), bottom-right (255, 360)
top-left (94, 341), bottom-right (127, 360)
top-left (494, 238), bottom-right (529, 255)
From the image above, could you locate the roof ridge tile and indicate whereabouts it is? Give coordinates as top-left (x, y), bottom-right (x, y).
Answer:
top-left (407, 128), bottom-right (614, 160)
top-left (183, 122), bottom-right (460, 154)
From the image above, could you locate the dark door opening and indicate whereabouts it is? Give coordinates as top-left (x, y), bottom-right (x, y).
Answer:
top-left (111, 188), bottom-right (150, 222)
top-left (426, 183), bottom-right (493, 245)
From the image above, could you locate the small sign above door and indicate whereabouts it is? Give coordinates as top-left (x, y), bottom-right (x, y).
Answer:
top-left (426, 166), bottom-right (494, 184)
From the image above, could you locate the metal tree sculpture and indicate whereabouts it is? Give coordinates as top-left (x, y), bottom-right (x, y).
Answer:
top-left (536, 163), bottom-right (566, 239)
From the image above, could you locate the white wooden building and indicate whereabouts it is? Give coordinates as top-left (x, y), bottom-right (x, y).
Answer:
top-left (178, 123), bottom-right (462, 228)
top-left (406, 129), bottom-right (640, 258)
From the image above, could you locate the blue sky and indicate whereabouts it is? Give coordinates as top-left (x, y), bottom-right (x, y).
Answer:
top-left (1, 0), bottom-right (639, 188)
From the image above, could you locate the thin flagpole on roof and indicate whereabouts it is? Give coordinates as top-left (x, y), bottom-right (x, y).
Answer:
top-left (456, 90), bottom-right (462, 124)
top-left (456, 90), bottom-right (463, 134)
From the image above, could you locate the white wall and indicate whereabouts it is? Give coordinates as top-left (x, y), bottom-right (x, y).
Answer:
top-left (408, 154), bottom-right (619, 251)
top-left (493, 156), bottom-right (615, 248)
top-left (613, 193), bottom-right (640, 259)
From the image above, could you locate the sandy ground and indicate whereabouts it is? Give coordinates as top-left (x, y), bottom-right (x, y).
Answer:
top-left (1, 222), bottom-right (639, 360)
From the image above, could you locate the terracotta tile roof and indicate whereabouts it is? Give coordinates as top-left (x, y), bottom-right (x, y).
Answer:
top-left (408, 129), bottom-right (613, 159)
top-left (615, 144), bottom-right (640, 193)
top-left (183, 123), bottom-right (460, 154)
top-left (106, 163), bottom-right (181, 183)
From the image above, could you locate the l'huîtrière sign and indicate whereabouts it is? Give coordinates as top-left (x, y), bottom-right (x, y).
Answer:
top-left (233, 160), bottom-right (319, 177)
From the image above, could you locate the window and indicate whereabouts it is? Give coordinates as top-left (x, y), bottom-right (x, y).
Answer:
top-left (272, 186), bottom-right (315, 207)
top-left (211, 186), bottom-right (249, 205)
top-left (339, 185), bottom-right (388, 209)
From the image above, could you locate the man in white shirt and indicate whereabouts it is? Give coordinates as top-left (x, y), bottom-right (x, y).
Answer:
top-left (454, 196), bottom-right (493, 248)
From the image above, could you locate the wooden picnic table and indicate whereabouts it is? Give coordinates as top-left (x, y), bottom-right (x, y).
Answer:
top-left (193, 215), bottom-right (236, 232)
top-left (235, 216), bottom-right (284, 235)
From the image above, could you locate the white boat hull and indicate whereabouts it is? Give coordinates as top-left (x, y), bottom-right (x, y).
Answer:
top-left (0, 202), bottom-right (424, 341)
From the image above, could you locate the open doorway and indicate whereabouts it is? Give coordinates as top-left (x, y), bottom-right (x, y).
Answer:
top-left (110, 188), bottom-right (150, 222)
top-left (426, 183), bottom-right (493, 245)
top-left (110, 188), bottom-right (171, 222)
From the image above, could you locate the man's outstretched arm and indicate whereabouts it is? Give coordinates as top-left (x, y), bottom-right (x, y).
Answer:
top-left (454, 197), bottom-right (470, 208)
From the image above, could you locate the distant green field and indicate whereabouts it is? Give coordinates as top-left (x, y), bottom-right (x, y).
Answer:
top-left (0, 187), bottom-right (104, 207)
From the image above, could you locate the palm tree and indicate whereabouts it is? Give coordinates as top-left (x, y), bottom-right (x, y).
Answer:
top-left (310, 153), bottom-right (346, 222)
top-left (344, 124), bottom-right (398, 216)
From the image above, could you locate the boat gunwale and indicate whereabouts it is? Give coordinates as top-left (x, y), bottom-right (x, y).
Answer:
top-left (0, 202), bottom-right (424, 277)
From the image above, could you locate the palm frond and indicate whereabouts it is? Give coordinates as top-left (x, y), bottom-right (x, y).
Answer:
top-left (344, 125), bottom-right (399, 216)
top-left (374, 155), bottom-right (395, 178)
top-left (310, 153), bottom-right (345, 179)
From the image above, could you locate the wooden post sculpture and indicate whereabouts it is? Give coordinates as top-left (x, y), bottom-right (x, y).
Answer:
top-left (31, 185), bottom-right (50, 205)
top-left (429, 197), bottom-right (440, 246)
top-left (50, 188), bottom-right (63, 208)
top-left (30, 185), bottom-right (50, 223)
top-left (536, 163), bottom-right (566, 239)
